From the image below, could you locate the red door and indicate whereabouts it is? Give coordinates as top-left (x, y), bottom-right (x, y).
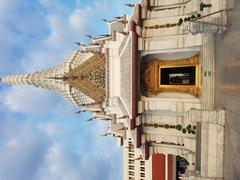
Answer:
top-left (152, 153), bottom-right (165, 180)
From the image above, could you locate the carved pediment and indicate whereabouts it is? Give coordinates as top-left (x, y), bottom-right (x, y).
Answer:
top-left (64, 53), bottom-right (106, 103)
top-left (85, 67), bottom-right (105, 88)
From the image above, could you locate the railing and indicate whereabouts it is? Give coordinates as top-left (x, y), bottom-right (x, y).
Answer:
top-left (188, 8), bottom-right (232, 34)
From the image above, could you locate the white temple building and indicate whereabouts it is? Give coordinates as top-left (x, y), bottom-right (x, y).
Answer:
top-left (1, 0), bottom-right (228, 179)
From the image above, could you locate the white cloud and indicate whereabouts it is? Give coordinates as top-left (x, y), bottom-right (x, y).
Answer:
top-left (69, 7), bottom-right (94, 34)
top-left (3, 86), bottom-right (60, 114)
top-left (0, 117), bottom-right (122, 180)
top-left (38, 122), bottom-right (64, 137)
top-left (0, 119), bottom-right (51, 180)
top-left (38, 0), bottom-right (54, 8)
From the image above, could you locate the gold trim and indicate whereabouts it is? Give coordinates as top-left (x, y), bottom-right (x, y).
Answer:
top-left (65, 53), bottom-right (106, 102)
top-left (158, 56), bottom-right (200, 96)
top-left (143, 55), bottom-right (200, 97)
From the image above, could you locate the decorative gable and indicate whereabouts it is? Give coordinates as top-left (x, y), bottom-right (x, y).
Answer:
top-left (64, 53), bottom-right (106, 103)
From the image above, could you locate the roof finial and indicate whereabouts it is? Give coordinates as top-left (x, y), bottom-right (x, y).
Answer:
top-left (114, 16), bottom-right (123, 19)
top-left (124, 3), bottom-right (135, 7)
top-left (98, 34), bottom-right (111, 37)
top-left (85, 34), bottom-right (93, 39)
top-left (75, 42), bottom-right (86, 47)
top-left (100, 19), bottom-right (108, 23)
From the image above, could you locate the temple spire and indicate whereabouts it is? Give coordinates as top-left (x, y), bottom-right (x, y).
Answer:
top-left (1, 73), bottom-right (44, 87)
top-left (1, 51), bottom-right (106, 107)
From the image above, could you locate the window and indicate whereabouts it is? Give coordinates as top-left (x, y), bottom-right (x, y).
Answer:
top-left (140, 167), bottom-right (145, 171)
top-left (160, 66), bottom-right (196, 85)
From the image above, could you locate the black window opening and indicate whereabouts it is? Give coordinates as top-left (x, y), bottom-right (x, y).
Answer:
top-left (160, 66), bottom-right (196, 85)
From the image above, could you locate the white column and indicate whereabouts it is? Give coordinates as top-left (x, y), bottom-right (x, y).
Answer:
top-left (201, 32), bottom-right (215, 110)
top-left (165, 154), bottom-right (168, 180)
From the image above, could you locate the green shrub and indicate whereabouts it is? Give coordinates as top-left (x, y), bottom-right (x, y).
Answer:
top-left (182, 128), bottom-right (187, 134)
top-left (176, 124), bottom-right (182, 131)
top-left (165, 124), bottom-right (170, 129)
top-left (186, 124), bottom-right (191, 130)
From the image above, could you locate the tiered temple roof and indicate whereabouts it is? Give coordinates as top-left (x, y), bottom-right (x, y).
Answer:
top-left (1, 51), bottom-right (106, 107)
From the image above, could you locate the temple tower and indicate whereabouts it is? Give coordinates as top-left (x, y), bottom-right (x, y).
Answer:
top-left (1, 51), bottom-right (106, 107)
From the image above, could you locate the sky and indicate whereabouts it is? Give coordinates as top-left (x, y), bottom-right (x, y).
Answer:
top-left (0, 0), bottom-right (137, 180)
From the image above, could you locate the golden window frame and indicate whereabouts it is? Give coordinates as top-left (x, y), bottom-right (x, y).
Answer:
top-left (158, 55), bottom-right (200, 96)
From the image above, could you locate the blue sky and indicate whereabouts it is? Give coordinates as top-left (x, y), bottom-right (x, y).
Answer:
top-left (0, 0), bottom-right (137, 180)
